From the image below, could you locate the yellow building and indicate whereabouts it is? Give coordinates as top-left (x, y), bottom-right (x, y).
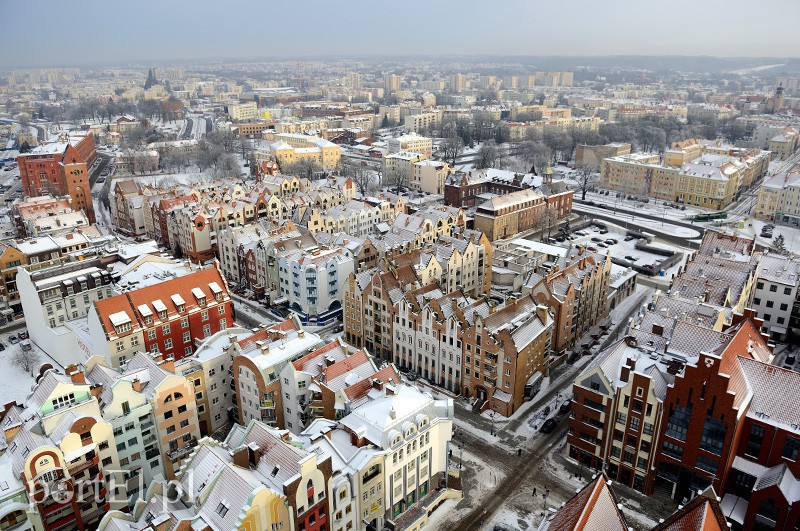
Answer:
top-left (768, 129), bottom-right (799, 160)
top-left (269, 133), bottom-right (341, 171)
top-left (411, 159), bottom-right (452, 195)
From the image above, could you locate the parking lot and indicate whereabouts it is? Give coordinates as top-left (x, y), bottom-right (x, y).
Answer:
top-left (564, 223), bottom-right (688, 277)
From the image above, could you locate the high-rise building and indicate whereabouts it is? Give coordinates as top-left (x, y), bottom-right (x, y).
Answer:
top-left (384, 73), bottom-right (401, 93)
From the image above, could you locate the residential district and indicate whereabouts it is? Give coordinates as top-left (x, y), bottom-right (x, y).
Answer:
top-left (0, 59), bottom-right (798, 531)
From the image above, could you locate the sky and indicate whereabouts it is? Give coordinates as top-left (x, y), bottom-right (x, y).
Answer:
top-left (1, 0), bottom-right (799, 68)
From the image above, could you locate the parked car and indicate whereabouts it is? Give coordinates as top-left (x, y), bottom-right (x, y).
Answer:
top-left (625, 255), bottom-right (638, 261)
top-left (591, 237), bottom-right (602, 242)
top-left (761, 231), bottom-right (773, 238)
top-left (17, 331), bottom-right (27, 340)
top-left (559, 401), bottom-right (571, 414)
top-left (599, 229), bottom-right (609, 234)
top-left (597, 243), bottom-right (608, 248)
top-left (0, 343), bottom-right (4, 351)
top-left (604, 239), bottom-right (615, 245)
top-left (8, 336), bottom-right (19, 344)
top-left (540, 418), bottom-right (558, 433)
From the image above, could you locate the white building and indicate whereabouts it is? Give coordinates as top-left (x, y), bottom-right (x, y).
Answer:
top-left (387, 133), bottom-right (433, 156)
top-left (277, 244), bottom-right (354, 325)
top-left (751, 253), bottom-right (800, 341)
top-left (17, 258), bottom-right (115, 367)
top-left (85, 357), bottom-right (165, 506)
top-left (339, 383), bottom-right (454, 522)
top-left (227, 101), bottom-right (258, 122)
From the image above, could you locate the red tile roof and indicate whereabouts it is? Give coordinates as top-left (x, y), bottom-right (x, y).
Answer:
top-left (94, 266), bottom-right (229, 337)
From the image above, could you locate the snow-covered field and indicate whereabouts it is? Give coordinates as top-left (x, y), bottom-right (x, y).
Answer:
top-left (0, 331), bottom-right (56, 406)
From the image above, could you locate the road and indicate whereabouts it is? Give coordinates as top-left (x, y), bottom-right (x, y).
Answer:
top-left (181, 118), bottom-right (194, 140)
top-left (451, 423), bottom-right (572, 530)
top-left (442, 287), bottom-right (652, 529)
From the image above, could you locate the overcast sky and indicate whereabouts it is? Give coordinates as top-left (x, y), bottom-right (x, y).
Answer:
top-left (1, 0), bottom-right (798, 67)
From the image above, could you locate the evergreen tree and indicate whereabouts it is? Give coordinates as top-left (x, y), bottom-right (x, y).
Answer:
top-left (770, 234), bottom-right (789, 255)
top-left (381, 113), bottom-right (390, 128)
top-left (144, 68), bottom-right (157, 90)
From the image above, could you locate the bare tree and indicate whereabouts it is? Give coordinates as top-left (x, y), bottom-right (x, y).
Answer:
top-left (475, 143), bottom-right (499, 170)
top-left (342, 160), bottom-right (375, 196)
top-left (13, 348), bottom-right (40, 377)
top-left (383, 165), bottom-right (408, 194)
top-left (283, 158), bottom-right (322, 181)
top-left (520, 141), bottom-right (551, 175)
top-left (440, 133), bottom-right (464, 166)
top-left (574, 162), bottom-right (599, 201)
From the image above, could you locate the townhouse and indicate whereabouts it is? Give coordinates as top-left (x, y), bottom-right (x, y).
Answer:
top-left (87, 265), bottom-right (233, 368)
top-left (2, 368), bottom-right (123, 530)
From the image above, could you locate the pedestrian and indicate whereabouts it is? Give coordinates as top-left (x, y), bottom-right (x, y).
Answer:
top-left (517, 448), bottom-right (522, 457)
top-left (533, 487), bottom-right (537, 496)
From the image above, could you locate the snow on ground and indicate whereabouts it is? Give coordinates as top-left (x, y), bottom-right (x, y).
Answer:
top-left (712, 215), bottom-right (800, 254)
top-left (0, 332), bottom-right (55, 405)
top-left (566, 224), bottom-right (690, 279)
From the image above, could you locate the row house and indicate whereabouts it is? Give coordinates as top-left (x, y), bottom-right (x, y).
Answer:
top-left (313, 231), bottom-right (381, 274)
top-left (3, 368), bottom-right (123, 531)
top-left (111, 180), bottom-right (159, 237)
top-left (344, 264), bottom-right (419, 361)
top-left (216, 220), bottom-right (300, 286)
top-left (306, 198), bottom-right (395, 239)
top-left (87, 265), bottom-right (233, 368)
top-left (280, 338), bottom-right (400, 434)
top-left (225, 419), bottom-right (333, 531)
top-left (233, 317), bottom-right (325, 430)
top-left (567, 309), bottom-right (787, 529)
top-left (174, 326), bottom-right (255, 437)
top-left (83, 358), bottom-right (164, 506)
top-left (393, 285), bottom-right (491, 394)
top-left (89, 351), bottom-right (202, 479)
top-left (526, 248), bottom-right (613, 355)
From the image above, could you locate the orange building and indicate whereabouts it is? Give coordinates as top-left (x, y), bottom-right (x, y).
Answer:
top-left (17, 136), bottom-right (96, 223)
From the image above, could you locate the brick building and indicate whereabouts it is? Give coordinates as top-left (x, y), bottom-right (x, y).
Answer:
top-left (17, 136), bottom-right (96, 224)
top-left (87, 265), bottom-right (234, 368)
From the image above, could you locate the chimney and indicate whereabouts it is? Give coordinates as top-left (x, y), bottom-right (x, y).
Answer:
top-left (90, 384), bottom-right (103, 399)
top-left (158, 357), bottom-right (176, 374)
top-left (132, 379), bottom-right (143, 393)
top-left (535, 304), bottom-right (548, 323)
top-left (66, 365), bottom-right (85, 384)
top-left (232, 446), bottom-right (249, 469)
top-left (620, 365), bottom-right (630, 383)
top-left (652, 324), bottom-right (664, 337)
top-left (624, 336), bottom-right (637, 348)
top-left (298, 329), bottom-right (305, 338)
top-left (372, 378), bottom-right (384, 391)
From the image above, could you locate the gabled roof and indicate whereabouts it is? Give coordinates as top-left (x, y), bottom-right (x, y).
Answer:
top-left (537, 474), bottom-right (627, 531)
top-left (652, 487), bottom-right (728, 531)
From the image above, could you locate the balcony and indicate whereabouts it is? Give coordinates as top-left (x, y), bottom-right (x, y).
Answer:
top-left (168, 438), bottom-right (198, 460)
top-left (140, 421), bottom-right (154, 430)
top-left (145, 449), bottom-right (160, 460)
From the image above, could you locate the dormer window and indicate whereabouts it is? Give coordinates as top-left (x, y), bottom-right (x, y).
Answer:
top-left (53, 393), bottom-right (76, 410)
top-left (159, 310), bottom-right (167, 320)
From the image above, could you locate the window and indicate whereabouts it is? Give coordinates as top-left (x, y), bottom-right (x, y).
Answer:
top-left (662, 441), bottom-right (683, 460)
top-left (180, 419), bottom-right (189, 428)
top-left (122, 402), bottom-right (130, 415)
top-left (164, 338), bottom-right (173, 350)
top-left (629, 417), bottom-right (641, 432)
top-left (769, 285), bottom-right (777, 292)
top-left (216, 503), bottom-right (229, 517)
top-left (218, 305), bottom-right (225, 315)
top-left (164, 411), bottom-right (173, 420)
top-left (695, 454), bottom-right (718, 474)
top-left (162, 324), bottom-right (171, 335)
top-left (131, 335), bottom-right (139, 346)
top-left (783, 436), bottom-right (800, 461)
top-left (166, 425), bottom-right (175, 434)
top-left (746, 425), bottom-right (765, 457)
top-left (202, 310), bottom-right (209, 321)
top-left (784, 287), bottom-right (792, 295)
top-left (53, 393), bottom-right (76, 410)
top-left (700, 416), bottom-right (727, 456)
top-left (766, 300), bottom-right (774, 308)
top-left (148, 330), bottom-right (156, 341)
top-left (181, 317), bottom-right (189, 329)
top-left (203, 324), bottom-right (211, 337)
top-left (665, 403), bottom-right (691, 442)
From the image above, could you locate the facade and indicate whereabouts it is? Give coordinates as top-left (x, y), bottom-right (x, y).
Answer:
top-left (387, 133), bottom-right (433, 156)
top-left (87, 265), bottom-right (233, 368)
top-left (750, 253), bottom-right (800, 342)
top-left (404, 111), bottom-right (442, 134)
top-left (755, 169), bottom-right (800, 224)
top-left (233, 317), bottom-right (325, 430)
top-left (17, 258), bottom-right (115, 367)
top-left (268, 133), bottom-right (342, 171)
top-left (474, 188), bottom-right (547, 241)
top-left (3, 368), bottom-right (124, 531)
top-left (17, 137), bottom-right (96, 224)
top-left (410, 159), bottom-right (451, 195)
top-left (227, 101), bottom-right (259, 122)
